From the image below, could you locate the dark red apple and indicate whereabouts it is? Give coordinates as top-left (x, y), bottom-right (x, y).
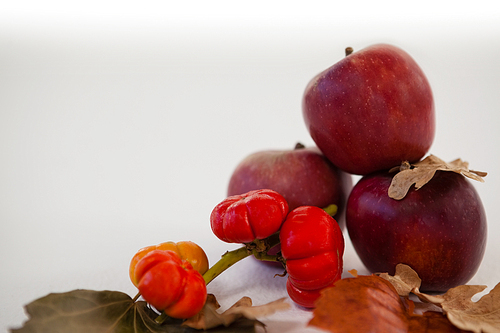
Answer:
top-left (227, 143), bottom-right (352, 230)
top-left (346, 170), bottom-right (487, 292)
top-left (302, 44), bottom-right (435, 175)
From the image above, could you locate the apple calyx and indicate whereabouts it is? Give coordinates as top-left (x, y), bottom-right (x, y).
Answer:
top-left (388, 155), bottom-right (487, 200)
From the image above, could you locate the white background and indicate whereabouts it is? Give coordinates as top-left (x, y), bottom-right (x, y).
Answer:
top-left (1, 2), bottom-right (499, 332)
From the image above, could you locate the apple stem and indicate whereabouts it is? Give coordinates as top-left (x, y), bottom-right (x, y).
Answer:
top-left (345, 47), bottom-right (353, 56)
top-left (294, 142), bottom-right (305, 149)
top-left (323, 204), bottom-right (338, 217)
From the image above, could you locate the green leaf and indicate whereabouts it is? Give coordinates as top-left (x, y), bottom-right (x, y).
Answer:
top-left (10, 289), bottom-right (258, 333)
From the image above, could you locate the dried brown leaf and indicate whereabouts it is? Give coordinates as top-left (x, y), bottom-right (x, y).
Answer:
top-left (379, 264), bottom-right (500, 333)
top-left (183, 295), bottom-right (290, 330)
top-left (377, 263), bottom-right (422, 297)
top-left (232, 297), bottom-right (290, 319)
top-left (418, 284), bottom-right (500, 333)
top-left (388, 155), bottom-right (487, 200)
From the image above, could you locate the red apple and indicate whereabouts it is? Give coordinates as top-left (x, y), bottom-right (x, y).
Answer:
top-left (302, 44), bottom-right (435, 175)
top-left (227, 143), bottom-right (352, 230)
top-left (346, 170), bottom-right (487, 292)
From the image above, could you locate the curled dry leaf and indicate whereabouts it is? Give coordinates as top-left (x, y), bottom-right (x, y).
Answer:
top-left (379, 264), bottom-right (500, 333)
top-left (377, 263), bottom-right (422, 297)
top-left (388, 155), bottom-right (487, 200)
top-left (417, 284), bottom-right (500, 333)
top-left (183, 294), bottom-right (290, 330)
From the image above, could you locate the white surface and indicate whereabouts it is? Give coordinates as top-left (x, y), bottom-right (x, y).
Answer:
top-left (1, 2), bottom-right (500, 332)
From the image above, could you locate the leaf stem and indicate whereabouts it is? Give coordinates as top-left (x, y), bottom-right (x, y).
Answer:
top-left (155, 311), bottom-right (169, 325)
top-left (132, 292), bottom-right (141, 303)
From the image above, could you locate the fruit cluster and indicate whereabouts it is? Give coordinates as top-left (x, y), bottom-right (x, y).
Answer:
top-left (130, 43), bottom-right (487, 320)
top-left (131, 189), bottom-right (345, 312)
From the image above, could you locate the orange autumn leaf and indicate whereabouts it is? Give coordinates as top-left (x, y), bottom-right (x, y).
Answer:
top-left (309, 272), bottom-right (473, 333)
top-left (408, 311), bottom-right (472, 333)
top-left (309, 275), bottom-right (409, 333)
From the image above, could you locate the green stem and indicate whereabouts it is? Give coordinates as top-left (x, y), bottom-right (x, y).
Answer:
top-left (155, 312), bottom-right (169, 325)
top-left (203, 246), bottom-right (251, 285)
top-left (323, 204), bottom-right (338, 217)
top-left (202, 232), bottom-right (284, 285)
top-left (253, 251), bottom-right (281, 262)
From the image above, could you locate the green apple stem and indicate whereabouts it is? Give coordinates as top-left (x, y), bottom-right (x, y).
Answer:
top-left (323, 204), bottom-right (338, 217)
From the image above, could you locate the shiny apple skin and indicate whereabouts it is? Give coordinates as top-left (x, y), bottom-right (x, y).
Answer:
top-left (227, 145), bottom-right (352, 229)
top-left (346, 170), bottom-right (487, 292)
top-left (302, 44), bottom-right (435, 175)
